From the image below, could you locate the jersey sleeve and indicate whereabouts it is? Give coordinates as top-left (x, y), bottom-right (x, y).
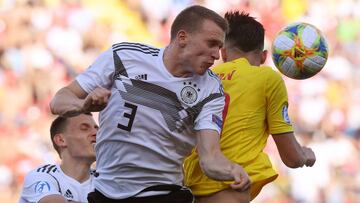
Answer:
top-left (193, 72), bottom-right (225, 134)
top-left (76, 48), bottom-right (115, 93)
top-left (265, 70), bottom-right (294, 134)
top-left (19, 170), bottom-right (62, 203)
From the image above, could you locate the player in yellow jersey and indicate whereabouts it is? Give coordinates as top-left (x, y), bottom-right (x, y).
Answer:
top-left (184, 11), bottom-right (316, 203)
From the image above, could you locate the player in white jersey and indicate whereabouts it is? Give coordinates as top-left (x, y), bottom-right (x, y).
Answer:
top-left (19, 113), bottom-right (98, 203)
top-left (50, 5), bottom-right (250, 203)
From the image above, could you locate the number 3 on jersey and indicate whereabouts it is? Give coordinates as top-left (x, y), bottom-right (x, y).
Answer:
top-left (118, 102), bottom-right (138, 132)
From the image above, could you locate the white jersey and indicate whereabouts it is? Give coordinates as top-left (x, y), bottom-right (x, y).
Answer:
top-left (76, 42), bottom-right (225, 199)
top-left (19, 164), bottom-right (94, 203)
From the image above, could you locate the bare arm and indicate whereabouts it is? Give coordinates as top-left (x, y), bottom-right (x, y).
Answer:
top-left (272, 132), bottom-right (316, 168)
top-left (196, 129), bottom-right (250, 190)
top-left (39, 194), bottom-right (82, 203)
top-left (50, 80), bottom-right (111, 117)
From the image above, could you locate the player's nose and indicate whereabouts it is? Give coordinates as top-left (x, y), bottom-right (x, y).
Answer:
top-left (211, 49), bottom-right (220, 60)
top-left (91, 126), bottom-right (98, 138)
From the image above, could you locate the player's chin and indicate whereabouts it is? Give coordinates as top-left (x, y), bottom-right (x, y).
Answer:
top-left (88, 153), bottom-right (96, 162)
top-left (196, 66), bottom-right (210, 75)
top-left (90, 155), bottom-right (96, 162)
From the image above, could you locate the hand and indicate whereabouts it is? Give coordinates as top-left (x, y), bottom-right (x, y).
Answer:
top-left (229, 164), bottom-right (251, 191)
top-left (302, 147), bottom-right (316, 167)
top-left (82, 87), bottom-right (111, 113)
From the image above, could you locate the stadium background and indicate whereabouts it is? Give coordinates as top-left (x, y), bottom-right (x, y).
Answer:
top-left (0, 0), bottom-right (359, 202)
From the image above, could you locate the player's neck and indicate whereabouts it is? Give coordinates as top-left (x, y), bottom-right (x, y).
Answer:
top-left (163, 45), bottom-right (193, 77)
top-left (60, 155), bottom-right (93, 183)
top-left (228, 52), bottom-right (261, 66)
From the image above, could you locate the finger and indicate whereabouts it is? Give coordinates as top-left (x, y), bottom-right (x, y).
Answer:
top-left (91, 92), bottom-right (108, 105)
top-left (307, 162), bottom-right (315, 167)
top-left (233, 172), bottom-right (242, 184)
top-left (230, 179), bottom-right (250, 191)
top-left (241, 175), bottom-right (251, 191)
top-left (230, 177), bottom-right (249, 190)
top-left (94, 87), bottom-right (111, 97)
top-left (83, 95), bottom-right (94, 109)
top-left (91, 95), bottom-right (103, 105)
top-left (85, 95), bottom-right (102, 109)
top-left (230, 182), bottom-right (244, 190)
top-left (305, 150), bottom-right (316, 167)
top-left (93, 89), bottom-right (111, 104)
top-left (238, 179), bottom-right (251, 192)
top-left (306, 158), bottom-right (316, 167)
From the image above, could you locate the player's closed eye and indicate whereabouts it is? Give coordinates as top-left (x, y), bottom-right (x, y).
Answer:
top-left (80, 124), bottom-right (91, 131)
top-left (207, 40), bottom-right (223, 49)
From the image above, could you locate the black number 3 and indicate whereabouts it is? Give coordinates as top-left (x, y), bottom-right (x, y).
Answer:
top-left (117, 102), bottom-right (138, 132)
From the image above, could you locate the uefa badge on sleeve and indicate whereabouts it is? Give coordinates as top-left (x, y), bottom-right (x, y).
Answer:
top-left (281, 103), bottom-right (291, 124)
top-left (35, 181), bottom-right (51, 194)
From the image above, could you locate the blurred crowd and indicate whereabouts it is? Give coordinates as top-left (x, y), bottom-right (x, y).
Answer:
top-left (0, 0), bottom-right (359, 202)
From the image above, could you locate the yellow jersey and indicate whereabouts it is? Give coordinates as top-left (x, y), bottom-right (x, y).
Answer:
top-left (183, 58), bottom-right (293, 200)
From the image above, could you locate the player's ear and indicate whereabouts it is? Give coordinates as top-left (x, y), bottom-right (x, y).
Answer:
top-left (177, 30), bottom-right (187, 48)
top-left (53, 133), bottom-right (67, 148)
top-left (221, 48), bottom-right (227, 62)
top-left (261, 50), bottom-right (268, 64)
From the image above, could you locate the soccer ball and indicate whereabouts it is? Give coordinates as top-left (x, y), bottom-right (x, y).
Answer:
top-left (271, 22), bottom-right (328, 79)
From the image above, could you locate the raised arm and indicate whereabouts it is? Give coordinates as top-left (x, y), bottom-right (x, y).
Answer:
top-left (196, 129), bottom-right (251, 190)
top-left (50, 80), bottom-right (111, 117)
top-left (272, 132), bottom-right (316, 168)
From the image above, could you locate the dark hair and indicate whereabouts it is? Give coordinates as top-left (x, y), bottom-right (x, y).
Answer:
top-left (50, 113), bottom-right (92, 157)
top-left (170, 5), bottom-right (228, 41)
top-left (224, 11), bottom-right (265, 52)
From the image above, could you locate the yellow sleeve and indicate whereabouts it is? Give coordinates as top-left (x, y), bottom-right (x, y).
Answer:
top-left (265, 70), bottom-right (293, 134)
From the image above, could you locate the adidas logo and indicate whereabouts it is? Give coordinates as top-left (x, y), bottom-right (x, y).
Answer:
top-left (64, 189), bottom-right (73, 199)
top-left (135, 74), bottom-right (148, 80)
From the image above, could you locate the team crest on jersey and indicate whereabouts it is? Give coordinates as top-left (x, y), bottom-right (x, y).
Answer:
top-left (35, 181), bottom-right (50, 194)
top-left (180, 82), bottom-right (200, 104)
top-left (282, 102), bottom-right (291, 124)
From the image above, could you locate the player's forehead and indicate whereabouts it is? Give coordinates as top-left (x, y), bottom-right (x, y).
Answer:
top-left (197, 20), bottom-right (225, 44)
top-left (67, 114), bottom-right (96, 128)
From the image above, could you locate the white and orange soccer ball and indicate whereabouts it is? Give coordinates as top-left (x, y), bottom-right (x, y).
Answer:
top-left (271, 22), bottom-right (329, 79)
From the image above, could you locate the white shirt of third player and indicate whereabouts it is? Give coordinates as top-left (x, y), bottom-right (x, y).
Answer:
top-left (19, 164), bottom-right (94, 203)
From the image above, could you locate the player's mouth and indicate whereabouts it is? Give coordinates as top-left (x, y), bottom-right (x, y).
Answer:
top-left (91, 140), bottom-right (96, 147)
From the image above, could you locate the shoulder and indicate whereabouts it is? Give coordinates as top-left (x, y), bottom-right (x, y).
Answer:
top-left (193, 69), bottom-right (224, 95)
top-left (112, 42), bottom-right (160, 57)
top-left (24, 164), bottom-right (60, 182)
top-left (34, 164), bottom-right (59, 175)
top-left (259, 65), bottom-right (284, 83)
top-left (21, 164), bottom-right (61, 193)
top-left (26, 164), bottom-right (59, 176)
top-left (211, 62), bottom-right (228, 73)
top-left (205, 69), bottom-right (222, 83)
top-left (20, 165), bottom-right (63, 203)
top-left (260, 65), bottom-right (280, 75)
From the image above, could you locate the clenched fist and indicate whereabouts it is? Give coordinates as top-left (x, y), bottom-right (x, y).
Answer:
top-left (302, 147), bottom-right (316, 167)
top-left (82, 87), bottom-right (111, 113)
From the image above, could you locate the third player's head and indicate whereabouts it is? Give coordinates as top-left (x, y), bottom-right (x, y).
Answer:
top-left (50, 113), bottom-right (98, 163)
top-left (222, 11), bottom-right (267, 65)
top-left (169, 5), bottom-right (228, 75)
